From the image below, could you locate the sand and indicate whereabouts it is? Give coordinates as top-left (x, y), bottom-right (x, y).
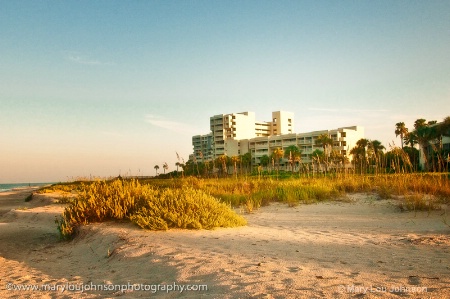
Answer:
top-left (0, 190), bottom-right (449, 298)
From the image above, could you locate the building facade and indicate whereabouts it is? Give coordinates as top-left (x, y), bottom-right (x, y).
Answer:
top-left (418, 120), bottom-right (450, 170)
top-left (193, 111), bottom-right (294, 161)
top-left (191, 110), bottom-right (364, 166)
top-left (248, 126), bottom-right (364, 165)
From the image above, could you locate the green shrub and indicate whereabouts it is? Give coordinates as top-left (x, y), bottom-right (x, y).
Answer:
top-left (55, 180), bottom-right (246, 239)
top-left (130, 187), bottom-right (247, 230)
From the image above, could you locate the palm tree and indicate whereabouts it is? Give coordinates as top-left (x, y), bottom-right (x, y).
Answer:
top-left (231, 156), bottom-right (240, 178)
top-left (395, 122), bottom-right (408, 149)
top-left (293, 151), bottom-right (303, 174)
top-left (241, 152), bottom-right (252, 175)
top-left (330, 150), bottom-right (348, 173)
top-left (350, 138), bottom-right (370, 174)
top-left (311, 149), bottom-right (324, 174)
top-left (284, 145), bottom-right (301, 172)
top-left (315, 133), bottom-right (333, 152)
top-left (413, 118), bottom-right (437, 171)
top-left (441, 116), bottom-right (450, 136)
top-left (272, 147), bottom-right (284, 173)
top-left (217, 155), bottom-right (228, 177)
top-left (154, 165), bottom-right (159, 176)
top-left (404, 131), bottom-right (418, 148)
top-left (315, 133), bottom-right (333, 169)
top-left (163, 162), bottom-right (168, 174)
top-left (259, 154), bottom-right (270, 169)
top-left (369, 140), bottom-right (385, 173)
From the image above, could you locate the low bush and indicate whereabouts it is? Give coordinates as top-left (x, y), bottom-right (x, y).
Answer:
top-left (130, 187), bottom-right (246, 230)
top-left (55, 180), bottom-right (246, 239)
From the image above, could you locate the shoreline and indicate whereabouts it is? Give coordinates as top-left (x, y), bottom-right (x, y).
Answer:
top-left (0, 190), bottom-right (449, 298)
top-left (0, 183), bottom-right (53, 194)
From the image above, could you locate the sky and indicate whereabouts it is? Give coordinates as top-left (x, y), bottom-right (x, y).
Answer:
top-left (1, 0), bottom-right (449, 183)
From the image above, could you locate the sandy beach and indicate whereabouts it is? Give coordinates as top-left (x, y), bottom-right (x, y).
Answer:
top-left (0, 190), bottom-right (449, 298)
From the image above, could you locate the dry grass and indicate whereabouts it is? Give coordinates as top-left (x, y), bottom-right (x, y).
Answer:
top-left (49, 173), bottom-right (449, 239)
top-left (55, 180), bottom-right (246, 239)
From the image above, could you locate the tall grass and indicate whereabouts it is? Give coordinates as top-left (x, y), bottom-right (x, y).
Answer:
top-left (55, 180), bottom-right (246, 239)
top-left (185, 174), bottom-right (449, 211)
top-left (49, 173), bottom-right (449, 239)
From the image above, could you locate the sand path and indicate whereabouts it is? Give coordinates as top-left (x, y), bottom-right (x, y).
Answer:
top-left (0, 191), bottom-right (449, 298)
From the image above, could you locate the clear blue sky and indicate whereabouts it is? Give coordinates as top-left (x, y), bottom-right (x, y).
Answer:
top-left (1, 1), bottom-right (449, 183)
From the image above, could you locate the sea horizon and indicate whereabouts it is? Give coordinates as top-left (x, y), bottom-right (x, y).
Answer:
top-left (0, 182), bottom-right (55, 193)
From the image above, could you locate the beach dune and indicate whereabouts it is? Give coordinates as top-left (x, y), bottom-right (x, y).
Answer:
top-left (0, 191), bottom-right (449, 298)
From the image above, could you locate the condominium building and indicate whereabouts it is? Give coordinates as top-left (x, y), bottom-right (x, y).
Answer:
top-left (191, 133), bottom-right (214, 161)
top-left (191, 110), bottom-right (364, 165)
top-left (193, 111), bottom-right (293, 161)
top-left (249, 126), bottom-right (364, 165)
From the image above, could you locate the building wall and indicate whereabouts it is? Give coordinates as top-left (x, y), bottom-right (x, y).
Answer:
top-left (419, 134), bottom-right (450, 170)
top-left (248, 126), bottom-right (364, 164)
top-left (192, 133), bottom-right (213, 162)
top-left (193, 110), bottom-right (364, 165)
top-left (208, 111), bottom-right (280, 159)
top-left (271, 111), bottom-right (294, 135)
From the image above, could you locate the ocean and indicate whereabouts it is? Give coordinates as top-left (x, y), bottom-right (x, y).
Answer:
top-left (0, 183), bottom-right (54, 193)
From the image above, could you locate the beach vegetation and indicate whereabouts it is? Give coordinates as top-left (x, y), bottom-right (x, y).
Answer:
top-left (50, 172), bottom-right (449, 239)
top-left (55, 179), bottom-right (246, 239)
top-left (48, 115), bottom-right (450, 239)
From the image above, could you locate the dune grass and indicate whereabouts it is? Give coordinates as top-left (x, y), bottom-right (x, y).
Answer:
top-left (54, 179), bottom-right (246, 239)
top-left (49, 173), bottom-right (449, 239)
top-left (172, 173), bottom-right (449, 206)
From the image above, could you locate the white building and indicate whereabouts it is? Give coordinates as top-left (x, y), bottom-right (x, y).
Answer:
top-left (249, 126), bottom-right (364, 165)
top-left (418, 120), bottom-right (450, 170)
top-left (191, 110), bottom-right (364, 165)
top-left (193, 111), bottom-right (293, 161)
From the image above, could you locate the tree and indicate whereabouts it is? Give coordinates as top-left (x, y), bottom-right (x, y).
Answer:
top-left (395, 122), bottom-right (408, 149)
top-left (272, 147), bottom-right (284, 173)
top-left (284, 145), bottom-right (301, 172)
top-left (217, 155), bottom-right (228, 177)
top-left (315, 134), bottom-right (333, 154)
top-left (404, 131), bottom-right (418, 148)
top-left (440, 116), bottom-right (450, 137)
top-left (413, 118), bottom-right (437, 171)
top-left (259, 155), bottom-right (270, 168)
top-left (403, 146), bottom-right (420, 172)
top-left (231, 156), bottom-right (240, 178)
top-left (315, 133), bottom-right (334, 170)
top-left (310, 149), bottom-right (324, 174)
top-left (241, 152), bottom-right (252, 175)
top-left (154, 165), bottom-right (159, 176)
top-left (368, 140), bottom-right (385, 173)
top-left (350, 138), bottom-right (370, 174)
top-left (163, 162), bottom-right (168, 174)
top-left (330, 150), bottom-right (348, 173)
